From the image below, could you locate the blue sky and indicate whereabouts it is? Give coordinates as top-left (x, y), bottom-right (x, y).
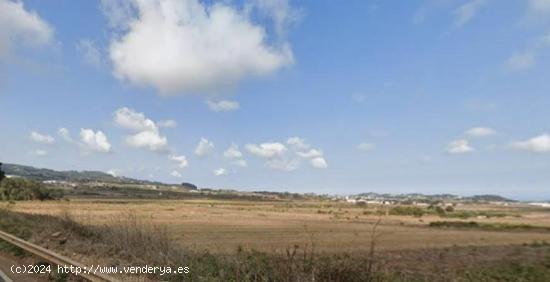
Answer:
top-left (1, 0), bottom-right (550, 200)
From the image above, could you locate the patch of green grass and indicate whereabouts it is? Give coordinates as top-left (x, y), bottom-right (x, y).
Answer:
top-left (439, 210), bottom-right (515, 219)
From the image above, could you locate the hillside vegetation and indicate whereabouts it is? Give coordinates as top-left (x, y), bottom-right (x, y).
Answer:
top-left (2, 163), bottom-right (161, 185)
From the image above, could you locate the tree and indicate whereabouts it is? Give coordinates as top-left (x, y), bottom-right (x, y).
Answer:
top-left (0, 163), bottom-right (5, 182)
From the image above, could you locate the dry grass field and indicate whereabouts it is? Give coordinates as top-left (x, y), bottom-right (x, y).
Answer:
top-left (6, 199), bottom-right (550, 254)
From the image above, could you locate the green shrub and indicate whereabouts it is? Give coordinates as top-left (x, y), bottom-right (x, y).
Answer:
top-left (0, 178), bottom-right (63, 201)
top-left (389, 206), bottom-right (426, 217)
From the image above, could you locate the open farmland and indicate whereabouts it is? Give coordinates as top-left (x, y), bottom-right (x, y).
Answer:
top-left (7, 199), bottom-right (550, 254)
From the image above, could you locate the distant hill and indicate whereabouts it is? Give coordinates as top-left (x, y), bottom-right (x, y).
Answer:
top-left (2, 163), bottom-right (163, 185)
top-left (462, 194), bottom-right (515, 202)
top-left (353, 192), bottom-right (515, 203)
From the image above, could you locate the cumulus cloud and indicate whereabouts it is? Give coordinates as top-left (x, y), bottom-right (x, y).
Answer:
top-left (194, 138), bottom-right (214, 157)
top-left (170, 170), bottom-right (182, 178)
top-left (213, 168), bottom-right (229, 176)
top-left (505, 52), bottom-right (536, 71)
top-left (465, 127), bottom-right (496, 138)
top-left (246, 142), bottom-right (295, 170)
top-left (114, 107), bottom-right (168, 152)
top-left (58, 128), bottom-right (73, 142)
top-left (76, 39), bottom-right (102, 68)
top-left (512, 134), bottom-right (550, 153)
top-left (310, 157), bottom-right (328, 169)
top-left (169, 154), bottom-right (189, 168)
top-left (296, 149), bottom-right (323, 159)
top-left (158, 119), bottom-right (177, 128)
top-left (126, 130), bottom-right (168, 152)
top-left (224, 144), bottom-right (243, 159)
top-left (287, 137), bottom-right (309, 151)
top-left (105, 0), bottom-right (294, 95)
top-left (247, 137), bottom-right (327, 170)
top-left (446, 139), bottom-right (474, 154)
top-left (224, 143), bottom-right (247, 167)
top-left (80, 129), bottom-right (112, 153)
top-left (453, 0), bottom-right (487, 28)
top-left (30, 131), bottom-right (55, 145)
top-left (0, 0), bottom-right (53, 60)
top-left (357, 142), bottom-right (375, 151)
top-left (206, 100), bottom-right (240, 112)
top-left (114, 107), bottom-right (157, 132)
top-left (246, 142), bottom-right (287, 158)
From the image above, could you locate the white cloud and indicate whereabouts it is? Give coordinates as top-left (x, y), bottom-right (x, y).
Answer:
top-left (114, 107), bottom-right (157, 132)
top-left (357, 142), bottom-right (375, 151)
top-left (296, 149), bottom-right (323, 159)
top-left (76, 39), bottom-right (102, 68)
top-left (170, 170), bottom-right (182, 178)
top-left (169, 154), bottom-right (189, 168)
top-left (213, 168), bottom-right (229, 176)
top-left (246, 142), bottom-right (295, 170)
top-left (80, 129), bottom-right (112, 153)
top-left (224, 144), bottom-right (243, 159)
top-left (126, 130), bottom-right (168, 152)
top-left (245, 142), bottom-right (287, 158)
top-left (206, 100), bottom-right (240, 112)
top-left (106, 0), bottom-right (294, 94)
top-left (310, 157), bottom-right (328, 169)
top-left (223, 144), bottom-right (247, 167)
top-left (194, 138), bottom-right (214, 157)
top-left (0, 0), bottom-right (53, 60)
top-left (58, 128), bottom-right (73, 142)
top-left (505, 52), bottom-right (536, 71)
top-left (114, 107), bottom-right (168, 152)
top-left (465, 127), bottom-right (496, 138)
top-left (32, 149), bottom-right (48, 157)
top-left (446, 139), bottom-right (474, 154)
top-left (453, 0), bottom-right (487, 28)
top-left (158, 119), bottom-right (177, 128)
top-left (287, 137), bottom-right (309, 151)
top-left (30, 131), bottom-right (55, 145)
top-left (512, 134), bottom-right (550, 153)
top-left (247, 138), bottom-right (327, 170)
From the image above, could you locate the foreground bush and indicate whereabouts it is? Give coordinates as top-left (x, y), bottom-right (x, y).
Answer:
top-left (0, 178), bottom-right (63, 201)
